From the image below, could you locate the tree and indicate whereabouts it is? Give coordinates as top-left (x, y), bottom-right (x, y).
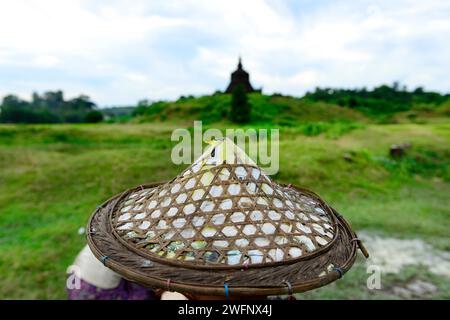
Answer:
top-left (0, 95), bottom-right (31, 123)
top-left (0, 91), bottom-right (102, 123)
top-left (43, 90), bottom-right (64, 110)
top-left (68, 95), bottom-right (96, 111)
top-left (230, 84), bottom-right (251, 123)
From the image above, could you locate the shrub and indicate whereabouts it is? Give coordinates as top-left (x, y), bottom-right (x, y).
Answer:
top-left (84, 110), bottom-right (103, 123)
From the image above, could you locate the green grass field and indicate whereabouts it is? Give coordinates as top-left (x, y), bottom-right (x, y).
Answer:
top-left (0, 121), bottom-right (449, 299)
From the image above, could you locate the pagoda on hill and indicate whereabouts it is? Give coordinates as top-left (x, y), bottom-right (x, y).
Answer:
top-left (225, 57), bottom-right (261, 93)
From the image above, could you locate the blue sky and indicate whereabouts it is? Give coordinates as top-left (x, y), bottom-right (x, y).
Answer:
top-left (0, 0), bottom-right (449, 106)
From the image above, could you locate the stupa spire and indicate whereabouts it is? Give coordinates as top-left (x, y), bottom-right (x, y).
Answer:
top-left (237, 56), bottom-right (242, 70)
top-left (225, 56), bottom-right (259, 93)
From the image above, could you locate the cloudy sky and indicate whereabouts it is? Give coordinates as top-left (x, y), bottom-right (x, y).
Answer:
top-left (0, 0), bottom-right (449, 106)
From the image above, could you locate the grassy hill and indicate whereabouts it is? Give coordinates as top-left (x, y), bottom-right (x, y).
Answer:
top-left (130, 92), bottom-right (449, 127)
top-left (132, 93), bottom-right (367, 125)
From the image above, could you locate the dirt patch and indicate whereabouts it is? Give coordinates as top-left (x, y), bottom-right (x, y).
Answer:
top-left (390, 279), bottom-right (437, 299)
top-left (359, 231), bottom-right (450, 277)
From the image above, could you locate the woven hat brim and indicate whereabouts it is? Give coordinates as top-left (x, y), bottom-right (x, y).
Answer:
top-left (87, 182), bottom-right (361, 297)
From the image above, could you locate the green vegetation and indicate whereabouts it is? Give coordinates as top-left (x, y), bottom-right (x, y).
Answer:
top-left (132, 92), bottom-right (367, 126)
top-left (304, 82), bottom-right (449, 119)
top-left (84, 110), bottom-right (104, 123)
top-left (102, 106), bottom-right (135, 123)
top-left (131, 88), bottom-right (449, 126)
top-left (0, 91), bottom-right (102, 124)
top-left (0, 120), bottom-right (449, 299)
top-left (2, 84), bottom-right (448, 125)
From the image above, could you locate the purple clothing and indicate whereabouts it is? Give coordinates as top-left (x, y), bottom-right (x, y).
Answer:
top-left (67, 276), bottom-right (157, 300)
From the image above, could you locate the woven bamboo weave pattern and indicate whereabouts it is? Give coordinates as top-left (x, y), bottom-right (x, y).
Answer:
top-left (112, 139), bottom-right (336, 268)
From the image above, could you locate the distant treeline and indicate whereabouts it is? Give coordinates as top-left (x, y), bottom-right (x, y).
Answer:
top-left (1, 83), bottom-right (449, 124)
top-left (304, 82), bottom-right (449, 115)
top-left (0, 91), bottom-right (103, 124)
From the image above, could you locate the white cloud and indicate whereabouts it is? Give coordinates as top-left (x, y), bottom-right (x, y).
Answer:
top-left (33, 55), bottom-right (60, 68)
top-left (0, 0), bottom-right (449, 105)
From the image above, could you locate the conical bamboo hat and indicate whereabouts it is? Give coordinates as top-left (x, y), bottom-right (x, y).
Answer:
top-left (113, 138), bottom-right (336, 267)
top-left (87, 138), bottom-right (367, 296)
